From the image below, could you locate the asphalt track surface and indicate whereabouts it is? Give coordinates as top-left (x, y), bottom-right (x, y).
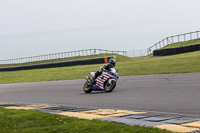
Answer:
top-left (0, 73), bottom-right (200, 117)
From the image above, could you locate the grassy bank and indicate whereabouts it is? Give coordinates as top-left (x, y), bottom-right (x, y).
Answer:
top-left (0, 108), bottom-right (172, 133)
top-left (1, 39), bottom-right (200, 84)
top-left (0, 55), bottom-right (112, 68)
top-left (161, 39), bottom-right (200, 49)
top-left (0, 50), bottom-right (200, 84)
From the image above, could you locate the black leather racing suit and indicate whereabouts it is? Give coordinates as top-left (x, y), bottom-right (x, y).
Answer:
top-left (94, 64), bottom-right (112, 79)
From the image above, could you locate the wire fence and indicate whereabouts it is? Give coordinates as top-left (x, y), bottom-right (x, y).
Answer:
top-left (0, 48), bottom-right (149, 65)
top-left (126, 49), bottom-right (148, 57)
top-left (147, 30), bottom-right (200, 54)
top-left (0, 49), bottom-right (127, 65)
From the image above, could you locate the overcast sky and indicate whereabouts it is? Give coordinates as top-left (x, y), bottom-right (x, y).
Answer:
top-left (0, 0), bottom-right (200, 59)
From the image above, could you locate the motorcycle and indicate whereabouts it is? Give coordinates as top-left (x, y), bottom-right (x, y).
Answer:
top-left (83, 68), bottom-right (119, 93)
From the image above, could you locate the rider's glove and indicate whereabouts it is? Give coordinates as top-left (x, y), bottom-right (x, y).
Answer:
top-left (101, 67), bottom-right (106, 72)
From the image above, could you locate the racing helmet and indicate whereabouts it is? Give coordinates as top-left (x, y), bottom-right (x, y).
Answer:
top-left (108, 58), bottom-right (116, 68)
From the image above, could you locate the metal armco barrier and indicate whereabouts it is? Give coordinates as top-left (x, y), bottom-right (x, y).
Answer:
top-left (153, 44), bottom-right (200, 56)
top-left (0, 56), bottom-right (115, 72)
top-left (148, 30), bottom-right (200, 54)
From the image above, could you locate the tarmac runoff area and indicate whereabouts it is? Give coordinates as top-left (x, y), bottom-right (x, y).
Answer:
top-left (1, 103), bottom-right (200, 133)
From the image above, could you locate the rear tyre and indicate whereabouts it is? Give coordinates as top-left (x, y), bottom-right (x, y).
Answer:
top-left (104, 80), bottom-right (116, 92)
top-left (83, 82), bottom-right (92, 93)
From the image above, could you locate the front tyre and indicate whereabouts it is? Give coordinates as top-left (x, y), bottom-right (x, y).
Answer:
top-left (104, 80), bottom-right (116, 92)
top-left (83, 82), bottom-right (92, 93)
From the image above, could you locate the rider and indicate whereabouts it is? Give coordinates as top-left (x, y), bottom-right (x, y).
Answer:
top-left (91, 58), bottom-right (116, 83)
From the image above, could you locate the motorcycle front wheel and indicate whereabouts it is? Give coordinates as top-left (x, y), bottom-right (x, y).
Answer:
top-left (83, 82), bottom-right (92, 93)
top-left (104, 80), bottom-right (116, 92)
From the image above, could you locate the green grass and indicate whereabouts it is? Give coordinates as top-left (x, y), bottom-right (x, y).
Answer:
top-left (0, 51), bottom-right (200, 84)
top-left (161, 38), bottom-right (200, 49)
top-left (0, 108), bottom-right (173, 133)
top-left (1, 38), bottom-right (200, 84)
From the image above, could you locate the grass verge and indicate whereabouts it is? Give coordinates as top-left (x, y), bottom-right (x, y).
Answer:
top-left (0, 51), bottom-right (200, 84)
top-left (0, 108), bottom-right (173, 133)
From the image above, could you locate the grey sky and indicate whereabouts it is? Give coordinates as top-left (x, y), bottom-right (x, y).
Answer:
top-left (0, 0), bottom-right (200, 59)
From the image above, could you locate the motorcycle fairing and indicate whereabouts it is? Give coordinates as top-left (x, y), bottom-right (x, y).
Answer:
top-left (91, 84), bottom-right (103, 91)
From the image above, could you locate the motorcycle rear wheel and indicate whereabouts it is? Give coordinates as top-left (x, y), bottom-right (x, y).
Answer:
top-left (104, 80), bottom-right (116, 92)
top-left (83, 82), bottom-right (92, 93)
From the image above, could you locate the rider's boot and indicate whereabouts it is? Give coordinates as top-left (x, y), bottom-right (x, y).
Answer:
top-left (85, 76), bottom-right (89, 80)
top-left (85, 76), bottom-right (92, 85)
top-left (91, 78), bottom-right (96, 84)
